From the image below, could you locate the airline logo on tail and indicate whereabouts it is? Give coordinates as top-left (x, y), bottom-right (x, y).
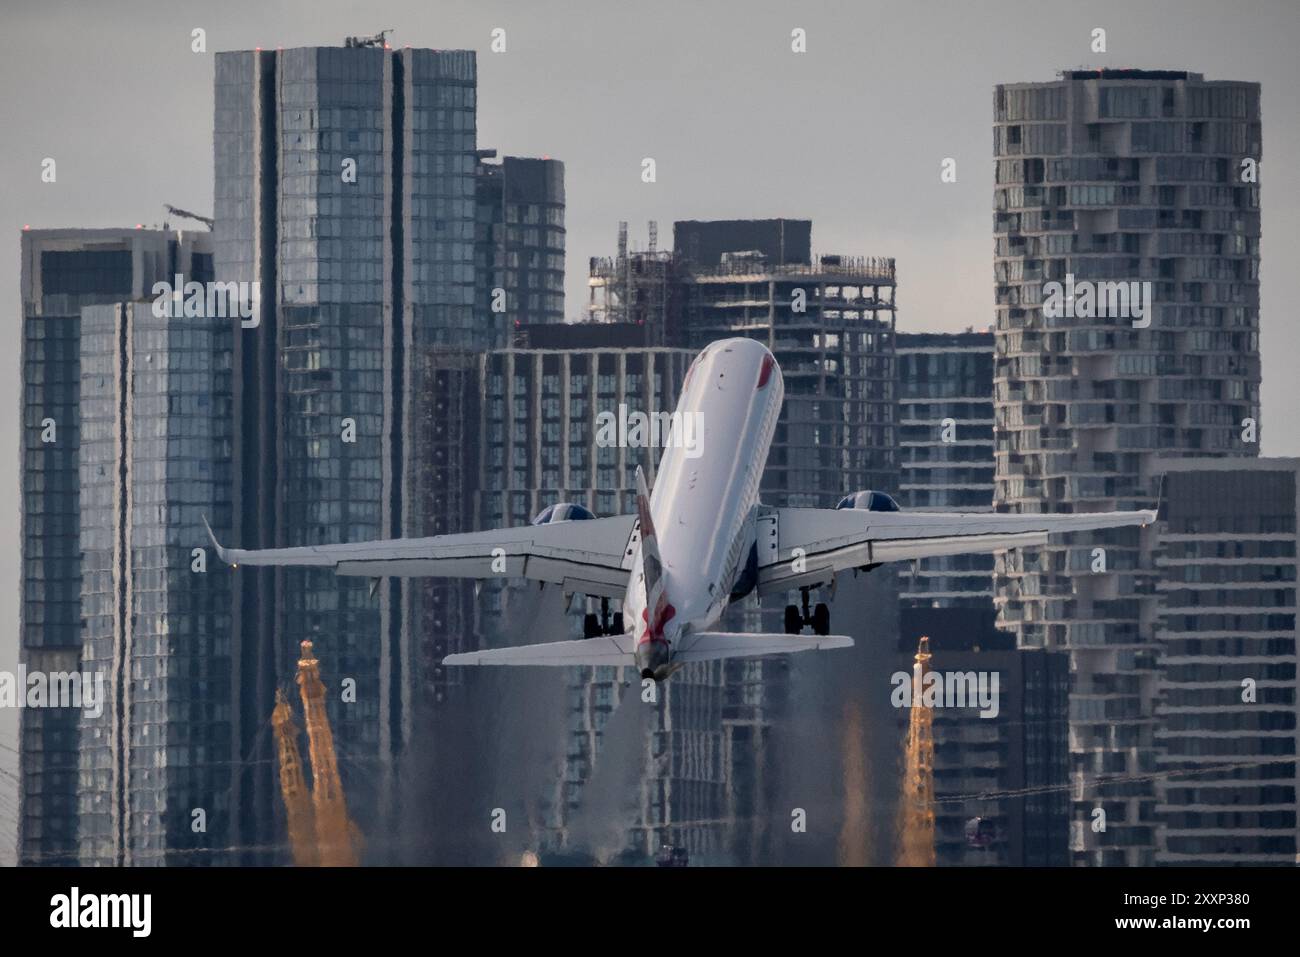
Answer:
top-left (635, 467), bottom-right (674, 651)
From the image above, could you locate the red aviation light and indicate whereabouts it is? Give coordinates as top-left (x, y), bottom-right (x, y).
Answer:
top-left (756, 354), bottom-right (775, 389)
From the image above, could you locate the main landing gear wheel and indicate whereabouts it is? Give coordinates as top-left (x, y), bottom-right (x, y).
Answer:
top-left (583, 599), bottom-right (623, 638)
top-left (785, 588), bottom-right (832, 635)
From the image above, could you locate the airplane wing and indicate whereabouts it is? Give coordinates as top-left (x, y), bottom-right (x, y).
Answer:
top-left (756, 506), bottom-right (1157, 595)
top-left (202, 515), bottom-right (638, 599)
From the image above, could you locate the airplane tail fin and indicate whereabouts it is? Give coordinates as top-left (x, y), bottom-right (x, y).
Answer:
top-left (633, 466), bottom-right (675, 647)
top-left (634, 466), bottom-right (663, 599)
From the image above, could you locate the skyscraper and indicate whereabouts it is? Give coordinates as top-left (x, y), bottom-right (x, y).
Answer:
top-left (675, 241), bottom-right (898, 505)
top-left (992, 70), bottom-right (1262, 865)
top-left (213, 43), bottom-right (480, 853)
top-left (587, 219), bottom-right (899, 503)
top-left (895, 330), bottom-right (996, 609)
top-left (1153, 457), bottom-right (1298, 865)
top-left (76, 299), bottom-right (233, 866)
top-left (17, 227), bottom-right (213, 866)
top-left (475, 152), bottom-right (566, 339)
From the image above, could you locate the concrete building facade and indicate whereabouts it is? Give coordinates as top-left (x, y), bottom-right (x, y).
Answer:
top-left (992, 69), bottom-right (1262, 865)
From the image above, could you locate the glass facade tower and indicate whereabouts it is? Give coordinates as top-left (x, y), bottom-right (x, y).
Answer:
top-left (213, 45), bottom-right (480, 855)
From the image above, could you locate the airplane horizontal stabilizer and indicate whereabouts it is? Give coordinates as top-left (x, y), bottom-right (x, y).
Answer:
top-left (443, 634), bottom-right (634, 667)
top-left (674, 632), bottom-right (852, 662)
top-left (442, 631), bottom-right (851, 668)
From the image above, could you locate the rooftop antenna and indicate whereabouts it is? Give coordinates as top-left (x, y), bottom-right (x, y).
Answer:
top-left (345, 29), bottom-right (393, 49)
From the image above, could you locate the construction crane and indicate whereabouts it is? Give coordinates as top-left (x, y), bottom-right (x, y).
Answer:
top-left (271, 689), bottom-right (317, 866)
top-left (344, 29), bottom-right (393, 48)
top-left (271, 641), bottom-right (362, 866)
top-left (896, 636), bottom-right (936, 866)
top-left (295, 640), bottom-right (360, 866)
top-left (163, 204), bottom-right (214, 229)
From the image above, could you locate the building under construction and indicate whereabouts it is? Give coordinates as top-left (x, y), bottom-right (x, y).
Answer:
top-left (589, 219), bottom-right (898, 503)
top-left (587, 221), bottom-right (677, 344)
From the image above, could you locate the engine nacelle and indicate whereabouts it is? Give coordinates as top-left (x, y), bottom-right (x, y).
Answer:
top-left (531, 502), bottom-right (597, 525)
top-left (836, 490), bottom-right (901, 513)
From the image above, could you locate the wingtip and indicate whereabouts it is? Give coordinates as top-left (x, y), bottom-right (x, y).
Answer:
top-left (201, 514), bottom-right (230, 564)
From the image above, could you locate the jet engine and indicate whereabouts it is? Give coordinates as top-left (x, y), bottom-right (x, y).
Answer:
top-left (530, 502), bottom-right (597, 525)
top-left (835, 490), bottom-right (902, 512)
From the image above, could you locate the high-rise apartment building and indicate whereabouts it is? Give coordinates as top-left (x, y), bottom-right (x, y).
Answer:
top-left (17, 228), bottom-right (212, 866)
top-left (1154, 458), bottom-right (1298, 865)
top-left (475, 152), bottom-right (566, 338)
top-left (213, 43), bottom-right (481, 852)
top-left (895, 331), bottom-right (996, 609)
top-left (76, 300), bottom-right (233, 866)
top-left (992, 69), bottom-right (1262, 865)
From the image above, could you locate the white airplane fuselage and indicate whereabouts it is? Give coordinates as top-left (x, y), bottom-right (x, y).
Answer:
top-left (624, 337), bottom-right (784, 678)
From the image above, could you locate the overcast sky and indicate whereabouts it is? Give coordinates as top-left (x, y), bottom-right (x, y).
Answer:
top-left (2, 0), bottom-right (1297, 863)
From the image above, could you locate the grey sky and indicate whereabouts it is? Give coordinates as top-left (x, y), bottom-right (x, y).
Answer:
top-left (2, 0), bottom-right (1297, 863)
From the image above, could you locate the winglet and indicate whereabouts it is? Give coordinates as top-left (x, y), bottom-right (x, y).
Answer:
top-left (201, 515), bottom-right (232, 565)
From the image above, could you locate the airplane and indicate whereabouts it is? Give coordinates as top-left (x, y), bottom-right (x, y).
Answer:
top-left (205, 336), bottom-right (1157, 683)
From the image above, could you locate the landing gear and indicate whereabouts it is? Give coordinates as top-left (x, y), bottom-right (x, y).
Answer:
top-left (784, 587), bottom-right (832, 636)
top-left (583, 598), bottom-right (623, 638)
